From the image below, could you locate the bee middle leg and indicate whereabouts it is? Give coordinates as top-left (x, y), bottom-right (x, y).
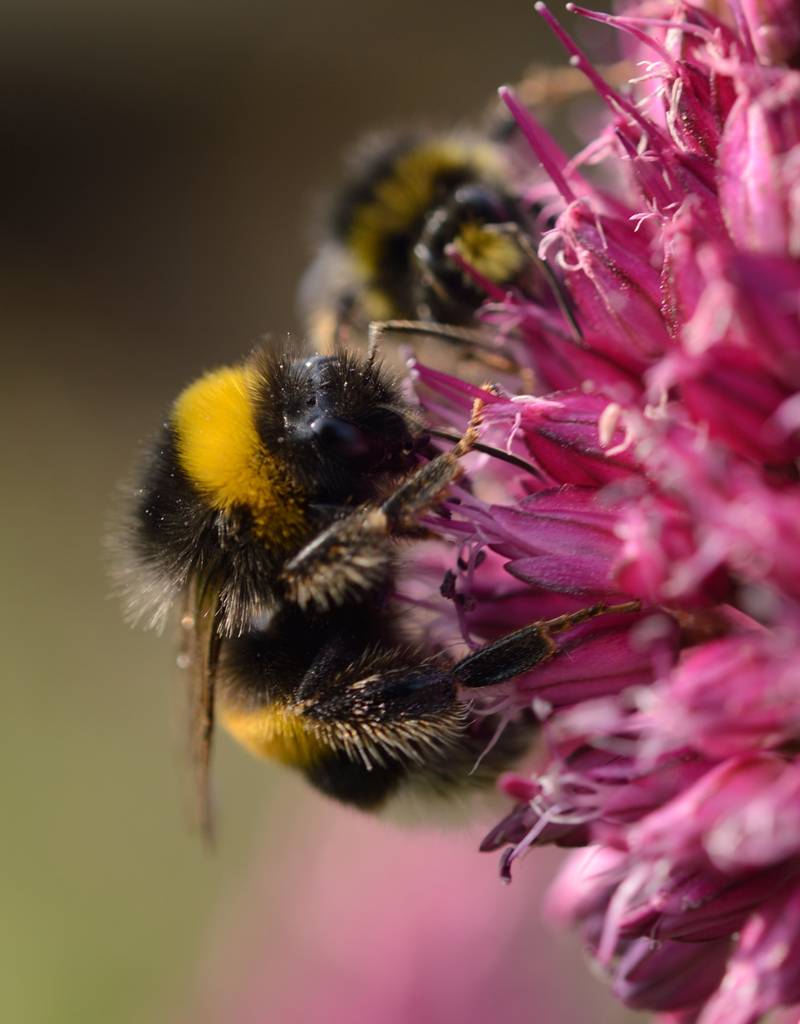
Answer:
top-left (368, 319), bottom-right (523, 374)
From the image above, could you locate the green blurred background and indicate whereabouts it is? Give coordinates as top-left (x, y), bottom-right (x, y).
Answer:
top-left (2, 1), bottom-right (639, 1021)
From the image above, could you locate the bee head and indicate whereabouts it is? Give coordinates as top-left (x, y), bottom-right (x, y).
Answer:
top-left (255, 350), bottom-right (420, 505)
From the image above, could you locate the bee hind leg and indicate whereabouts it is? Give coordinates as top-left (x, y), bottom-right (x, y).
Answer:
top-left (294, 651), bottom-right (467, 809)
top-left (453, 601), bottom-right (641, 689)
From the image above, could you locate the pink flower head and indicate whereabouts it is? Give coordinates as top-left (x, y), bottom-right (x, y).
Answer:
top-left (740, 0), bottom-right (800, 67)
top-left (700, 879), bottom-right (800, 1024)
top-left (719, 67), bottom-right (800, 257)
top-left (645, 634), bottom-right (800, 761)
top-left (624, 754), bottom-right (789, 863)
top-left (661, 343), bottom-right (800, 465)
top-left (539, 200), bottom-right (670, 371)
top-left (612, 489), bottom-right (734, 607)
top-left (613, 936), bottom-right (732, 1013)
top-left (483, 390), bottom-right (642, 485)
top-left (704, 761), bottom-right (800, 871)
top-left (399, 3), bottom-right (800, 1021)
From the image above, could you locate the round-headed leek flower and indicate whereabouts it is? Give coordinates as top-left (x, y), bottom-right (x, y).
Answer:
top-left (404, 2), bottom-right (800, 1021)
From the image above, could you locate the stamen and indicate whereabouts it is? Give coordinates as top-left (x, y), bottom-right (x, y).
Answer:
top-left (566, 4), bottom-right (680, 76)
top-left (469, 708), bottom-right (514, 775)
top-left (497, 85), bottom-right (577, 204)
top-left (535, 3), bottom-right (655, 138)
top-left (412, 361), bottom-right (504, 404)
top-left (614, 127), bottom-right (674, 208)
top-left (568, 4), bottom-right (716, 46)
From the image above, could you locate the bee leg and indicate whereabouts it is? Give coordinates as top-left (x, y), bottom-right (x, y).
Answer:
top-left (282, 405), bottom-right (484, 611)
top-left (280, 504), bottom-right (397, 611)
top-left (369, 319), bottom-right (522, 374)
top-left (280, 450), bottom-right (463, 611)
top-left (379, 390), bottom-right (487, 529)
top-left (380, 440), bottom-right (472, 528)
top-left (182, 581), bottom-right (223, 844)
top-left (453, 601), bottom-right (641, 688)
top-left (293, 651), bottom-right (468, 809)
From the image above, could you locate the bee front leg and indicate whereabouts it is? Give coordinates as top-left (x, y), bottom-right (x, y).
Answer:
top-left (279, 505), bottom-right (398, 612)
top-left (281, 391), bottom-right (489, 612)
top-left (281, 445), bottom-right (472, 612)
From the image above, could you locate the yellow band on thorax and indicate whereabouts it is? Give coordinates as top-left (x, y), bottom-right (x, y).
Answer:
top-left (172, 365), bottom-right (306, 545)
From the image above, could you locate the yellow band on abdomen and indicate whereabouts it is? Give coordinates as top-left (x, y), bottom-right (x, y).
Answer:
top-left (219, 702), bottom-right (328, 768)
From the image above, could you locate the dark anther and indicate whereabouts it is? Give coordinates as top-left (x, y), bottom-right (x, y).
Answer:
top-left (440, 569), bottom-right (457, 600)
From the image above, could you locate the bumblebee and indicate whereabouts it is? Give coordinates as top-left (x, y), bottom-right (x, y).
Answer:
top-left (116, 344), bottom-right (635, 830)
top-left (300, 132), bottom-right (550, 346)
top-left (118, 349), bottom-right (417, 637)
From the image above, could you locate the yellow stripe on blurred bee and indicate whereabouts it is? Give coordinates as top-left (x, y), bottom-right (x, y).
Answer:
top-left (450, 222), bottom-right (526, 284)
top-left (347, 140), bottom-right (504, 277)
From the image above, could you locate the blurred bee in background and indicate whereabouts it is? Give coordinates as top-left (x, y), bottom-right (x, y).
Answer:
top-left (300, 59), bottom-right (636, 366)
top-left (114, 343), bottom-right (636, 834)
top-left (299, 131), bottom-right (553, 361)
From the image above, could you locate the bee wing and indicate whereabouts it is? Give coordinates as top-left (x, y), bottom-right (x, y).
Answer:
top-left (179, 581), bottom-right (221, 844)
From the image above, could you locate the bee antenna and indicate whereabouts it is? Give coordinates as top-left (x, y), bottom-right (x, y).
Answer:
top-left (371, 318), bottom-right (520, 370)
top-left (426, 426), bottom-right (544, 479)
